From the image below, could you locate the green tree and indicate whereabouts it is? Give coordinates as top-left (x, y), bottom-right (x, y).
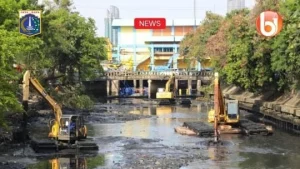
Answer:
top-left (0, 0), bottom-right (44, 127)
top-left (40, 7), bottom-right (107, 84)
top-left (271, 0), bottom-right (300, 93)
top-left (179, 0), bottom-right (300, 94)
top-left (180, 12), bottom-right (223, 64)
top-left (0, 0), bottom-right (107, 126)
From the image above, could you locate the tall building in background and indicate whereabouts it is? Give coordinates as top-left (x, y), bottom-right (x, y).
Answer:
top-left (104, 5), bottom-right (120, 46)
top-left (227, 0), bottom-right (245, 13)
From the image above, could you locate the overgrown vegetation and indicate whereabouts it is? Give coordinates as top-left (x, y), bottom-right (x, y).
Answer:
top-left (180, 0), bottom-right (300, 94)
top-left (0, 0), bottom-right (107, 126)
top-left (50, 86), bottom-right (95, 111)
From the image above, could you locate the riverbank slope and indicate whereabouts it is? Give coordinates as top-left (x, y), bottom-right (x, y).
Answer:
top-left (223, 85), bottom-right (300, 133)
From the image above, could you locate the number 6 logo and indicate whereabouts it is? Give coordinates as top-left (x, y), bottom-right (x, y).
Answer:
top-left (256, 11), bottom-right (283, 37)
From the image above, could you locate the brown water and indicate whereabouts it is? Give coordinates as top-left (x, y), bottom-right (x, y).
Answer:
top-left (5, 99), bottom-right (300, 169)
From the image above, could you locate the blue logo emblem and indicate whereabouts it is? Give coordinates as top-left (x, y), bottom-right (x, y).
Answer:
top-left (19, 11), bottom-right (41, 36)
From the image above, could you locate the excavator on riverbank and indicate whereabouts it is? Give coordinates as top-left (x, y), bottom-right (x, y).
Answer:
top-left (22, 70), bottom-right (98, 152)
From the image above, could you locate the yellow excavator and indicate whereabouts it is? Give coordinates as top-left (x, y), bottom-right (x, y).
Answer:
top-left (156, 73), bottom-right (175, 99)
top-left (175, 72), bottom-right (272, 140)
top-left (156, 73), bottom-right (176, 105)
top-left (207, 72), bottom-right (272, 141)
top-left (208, 72), bottom-right (240, 124)
top-left (156, 73), bottom-right (191, 105)
top-left (22, 70), bottom-right (98, 151)
top-left (207, 72), bottom-right (240, 141)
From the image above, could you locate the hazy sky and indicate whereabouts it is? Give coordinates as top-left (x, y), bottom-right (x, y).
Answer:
top-left (72, 0), bottom-right (256, 37)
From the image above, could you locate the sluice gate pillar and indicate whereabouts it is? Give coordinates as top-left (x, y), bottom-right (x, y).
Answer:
top-left (101, 70), bottom-right (213, 98)
top-left (148, 80), bottom-right (152, 99)
top-left (139, 79), bottom-right (143, 95)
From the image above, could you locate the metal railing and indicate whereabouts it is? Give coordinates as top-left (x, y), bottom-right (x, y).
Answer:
top-left (101, 70), bottom-right (213, 78)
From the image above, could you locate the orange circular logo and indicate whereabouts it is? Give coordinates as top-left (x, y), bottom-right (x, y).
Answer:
top-left (256, 11), bottom-right (283, 37)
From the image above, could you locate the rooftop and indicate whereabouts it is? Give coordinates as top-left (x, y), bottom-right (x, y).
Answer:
top-left (144, 36), bottom-right (184, 42)
top-left (112, 19), bottom-right (203, 27)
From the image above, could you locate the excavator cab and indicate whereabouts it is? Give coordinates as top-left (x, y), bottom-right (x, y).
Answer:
top-left (225, 99), bottom-right (240, 123)
top-left (208, 99), bottom-right (240, 124)
top-left (58, 115), bottom-right (87, 143)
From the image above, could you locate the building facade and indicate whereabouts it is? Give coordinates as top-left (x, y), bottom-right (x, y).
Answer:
top-left (227, 0), bottom-right (245, 13)
top-left (111, 19), bottom-right (204, 71)
top-left (104, 6), bottom-right (120, 46)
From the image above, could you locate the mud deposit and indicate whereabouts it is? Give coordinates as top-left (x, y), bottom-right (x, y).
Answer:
top-left (1, 98), bottom-right (300, 169)
top-left (94, 136), bottom-right (209, 169)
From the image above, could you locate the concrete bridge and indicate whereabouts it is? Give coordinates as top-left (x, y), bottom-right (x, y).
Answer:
top-left (92, 70), bottom-right (213, 81)
top-left (83, 70), bottom-right (214, 98)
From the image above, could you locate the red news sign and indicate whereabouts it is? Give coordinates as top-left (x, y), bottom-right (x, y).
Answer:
top-left (134, 18), bottom-right (166, 29)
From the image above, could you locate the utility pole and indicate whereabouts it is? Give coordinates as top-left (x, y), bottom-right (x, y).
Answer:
top-left (173, 19), bottom-right (175, 51)
top-left (194, 0), bottom-right (196, 32)
top-left (172, 19), bottom-right (175, 68)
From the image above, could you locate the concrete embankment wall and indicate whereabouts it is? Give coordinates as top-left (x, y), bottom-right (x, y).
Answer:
top-left (223, 85), bottom-right (300, 133)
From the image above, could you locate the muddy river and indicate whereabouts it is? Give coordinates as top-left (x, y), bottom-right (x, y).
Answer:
top-left (1, 98), bottom-right (300, 169)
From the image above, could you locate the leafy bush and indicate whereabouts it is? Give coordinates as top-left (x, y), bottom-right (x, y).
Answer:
top-left (66, 94), bottom-right (94, 110)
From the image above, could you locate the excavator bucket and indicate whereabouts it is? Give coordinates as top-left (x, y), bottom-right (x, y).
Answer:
top-left (76, 141), bottom-right (99, 151)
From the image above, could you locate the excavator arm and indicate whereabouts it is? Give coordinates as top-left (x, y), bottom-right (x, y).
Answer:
top-left (156, 73), bottom-right (175, 100)
top-left (165, 73), bottom-right (175, 92)
top-left (216, 73), bottom-right (225, 121)
top-left (208, 72), bottom-right (240, 142)
top-left (23, 70), bottom-right (62, 138)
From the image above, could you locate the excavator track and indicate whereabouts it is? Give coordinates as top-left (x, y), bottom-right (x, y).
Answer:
top-left (179, 120), bottom-right (272, 137)
top-left (239, 119), bottom-right (272, 136)
top-left (76, 140), bottom-right (99, 151)
top-left (157, 99), bottom-right (176, 105)
top-left (182, 122), bottom-right (214, 137)
top-left (157, 99), bottom-right (191, 105)
top-left (30, 138), bottom-right (99, 153)
top-left (178, 99), bottom-right (192, 105)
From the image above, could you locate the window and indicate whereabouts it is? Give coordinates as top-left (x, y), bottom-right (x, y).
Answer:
top-left (112, 50), bottom-right (118, 54)
top-left (163, 48), bottom-right (173, 52)
top-left (154, 47), bottom-right (175, 52)
top-left (154, 48), bottom-right (163, 52)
